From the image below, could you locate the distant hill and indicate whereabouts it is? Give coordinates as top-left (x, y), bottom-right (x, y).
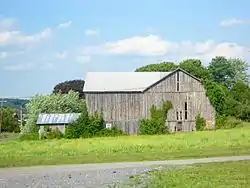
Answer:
top-left (1, 98), bottom-right (30, 110)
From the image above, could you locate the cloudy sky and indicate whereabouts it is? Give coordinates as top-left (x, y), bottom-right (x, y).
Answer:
top-left (1, 0), bottom-right (250, 97)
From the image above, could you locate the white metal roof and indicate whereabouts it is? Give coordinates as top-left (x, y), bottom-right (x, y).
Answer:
top-left (36, 113), bottom-right (81, 125)
top-left (83, 72), bottom-right (171, 92)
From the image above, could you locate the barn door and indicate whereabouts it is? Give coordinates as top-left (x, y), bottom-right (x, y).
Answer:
top-left (176, 122), bottom-right (182, 132)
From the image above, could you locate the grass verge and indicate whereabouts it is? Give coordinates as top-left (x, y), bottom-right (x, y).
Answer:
top-left (141, 160), bottom-right (250, 187)
top-left (0, 125), bottom-right (250, 168)
top-left (0, 132), bottom-right (19, 139)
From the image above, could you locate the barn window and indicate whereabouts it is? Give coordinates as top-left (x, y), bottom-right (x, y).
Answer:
top-left (184, 102), bottom-right (188, 120)
top-left (176, 71), bottom-right (180, 91)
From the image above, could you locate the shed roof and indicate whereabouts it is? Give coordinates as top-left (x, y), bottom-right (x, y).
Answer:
top-left (83, 72), bottom-right (171, 92)
top-left (36, 113), bottom-right (81, 125)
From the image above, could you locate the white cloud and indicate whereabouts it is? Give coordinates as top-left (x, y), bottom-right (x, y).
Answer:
top-left (0, 27), bottom-right (52, 46)
top-left (0, 18), bottom-right (16, 31)
top-left (4, 63), bottom-right (34, 71)
top-left (85, 29), bottom-right (99, 37)
top-left (0, 17), bottom-right (58, 47)
top-left (80, 35), bottom-right (250, 62)
top-left (0, 52), bottom-right (8, 59)
top-left (76, 55), bottom-right (91, 64)
top-left (18, 28), bottom-right (52, 43)
top-left (220, 18), bottom-right (250, 27)
top-left (55, 51), bottom-right (67, 59)
top-left (57, 21), bottom-right (72, 29)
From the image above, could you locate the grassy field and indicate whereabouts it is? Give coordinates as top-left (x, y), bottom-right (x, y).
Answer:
top-left (0, 125), bottom-right (250, 168)
top-left (141, 160), bottom-right (250, 188)
top-left (0, 132), bottom-right (19, 139)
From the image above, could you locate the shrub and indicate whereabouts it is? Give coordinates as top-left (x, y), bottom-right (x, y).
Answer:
top-left (45, 128), bottom-right (64, 139)
top-left (195, 114), bottom-right (206, 131)
top-left (19, 132), bottom-right (39, 141)
top-left (139, 100), bottom-right (172, 135)
top-left (216, 115), bottom-right (243, 129)
top-left (81, 112), bottom-right (104, 138)
top-left (98, 126), bottom-right (125, 137)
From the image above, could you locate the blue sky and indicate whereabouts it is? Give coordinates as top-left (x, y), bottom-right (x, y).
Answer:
top-left (1, 0), bottom-right (250, 97)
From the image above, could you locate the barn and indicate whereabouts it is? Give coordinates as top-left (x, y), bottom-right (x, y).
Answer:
top-left (83, 68), bottom-right (216, 135)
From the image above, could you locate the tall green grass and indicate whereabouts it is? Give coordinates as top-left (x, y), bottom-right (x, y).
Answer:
top-left (141, 160), bottom-right (250, 188)
top-left (0, 125), bottom-right (250, 168)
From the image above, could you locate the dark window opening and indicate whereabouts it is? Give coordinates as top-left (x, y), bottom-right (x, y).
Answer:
top-left (177, 82), bottom-right (179, 91)
top-left (180, 111), bottom-right (182, 120)
top-left (176, 111), bottom-right (179, 120)
top-left (184, 102), bottom-right (188, 120)
top-left (176, 71), bottom-right (180, 92)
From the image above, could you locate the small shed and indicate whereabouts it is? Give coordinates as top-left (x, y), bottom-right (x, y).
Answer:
top-left (36, 113), bottom-right (81, 134)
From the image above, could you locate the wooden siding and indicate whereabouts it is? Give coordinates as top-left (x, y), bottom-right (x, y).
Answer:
top-left (143, 71), bottom-right (216, 132)
top-left (84, 70), bottom-right (216, 134)
top-left (85, 92), bottom-right (143, 134)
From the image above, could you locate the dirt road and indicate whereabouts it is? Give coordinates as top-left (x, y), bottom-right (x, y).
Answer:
top-left (0, 155), bottom-right (250, 188)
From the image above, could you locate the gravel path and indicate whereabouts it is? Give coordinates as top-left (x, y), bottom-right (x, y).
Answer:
top-left (0, 155), bottom-right (250, 188)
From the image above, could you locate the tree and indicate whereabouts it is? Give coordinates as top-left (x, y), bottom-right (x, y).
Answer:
top-left (224, 81), bottom-right (250, 121)
top-left (179, 59), bottom-right (212, 80)
top-left (135, 62), bottom-right (178, 72)
top-left (135, 59), bottom-right (211, 81)
top-left (208, 57), bottom-right (249, 89)
top-left (229, 58), bottom-right (249, 85)
top-left (1, 107), bottom-right (20, 132)
top-left (21, 91), bottom-right (85, 135)
top-left (53, 80), bottom-right (85, 98)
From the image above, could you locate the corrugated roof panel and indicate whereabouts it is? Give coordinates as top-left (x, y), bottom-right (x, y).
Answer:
top-left (83, 72), bottom-right (171, 92)
top-left (36, 113), bottom-right (81, 125)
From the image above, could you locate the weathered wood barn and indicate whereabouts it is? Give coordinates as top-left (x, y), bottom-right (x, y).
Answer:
top-left (83, 68), bottom-right (216, 134)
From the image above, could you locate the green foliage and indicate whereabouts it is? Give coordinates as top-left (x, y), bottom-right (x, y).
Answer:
top-left (139, 101), bottom-right (172, 135)
top-left (65, 103), bottom-right (124, 139)
top-left (22, 91), bottom-right (84, 135)
top-left (98, 126), bottom-right (125, 137)
top-left (135, 62), bottom-right (177, 72)
top-left (208, 56), bottom-right (249, 89)
top-left (65, 102), bottom-right (90, 139)
top-left (44, 128), bottom-right (64, 139)
top-left (19, 132), bottom-right (39, 141)
top-left (53, 79), bottom-right (85, 99)
top-left (203, 80), bottom-right (228, 115)
top-left (179, 59), bottom-right (212, 80)
top-left (1, 107), bottom-right (20, 133)
top-left (195, 114), bottom-right (206, 131)
top-left (216, 115), bottom-right (243, 129)
top-left (1, 98), bottom-right (29, 111)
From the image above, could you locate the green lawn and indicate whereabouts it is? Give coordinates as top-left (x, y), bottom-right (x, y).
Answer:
top-left (0, 125), bottom-right (250, 168)
top-left (141, 160), bottom-right (250, 188)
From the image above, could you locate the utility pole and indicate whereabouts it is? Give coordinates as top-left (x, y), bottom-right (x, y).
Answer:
top-left (20, 106), bottom-right (23, 127)
top-left (0, 98), bottom-right (7, 133)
